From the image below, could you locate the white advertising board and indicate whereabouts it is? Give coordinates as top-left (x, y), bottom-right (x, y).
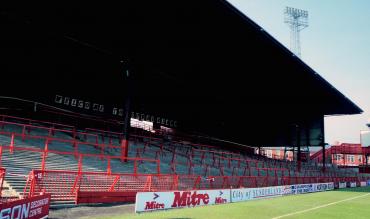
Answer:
top-left (136, 183), bottom-right (335, 213)
top-left (360, 181), bottom-right (367, 187)
top-left (314, 183), bottom-right (334, 192)
top-left (338, 182), bottom-right (347, 189)
top-left (231, 186), bottom-right (284, 203)
top-left (135, 189), bottom-right (230, 213)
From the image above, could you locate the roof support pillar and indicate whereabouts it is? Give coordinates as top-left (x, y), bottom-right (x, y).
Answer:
top-left (296, 125), bottom-right (301, 172)
top-left (321, 118), bottom-right (326, 172)
top-left (122, 60), bottom-right (132, 162)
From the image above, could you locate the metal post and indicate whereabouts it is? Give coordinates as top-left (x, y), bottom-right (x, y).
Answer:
top-left (322, 144), bottom-right (326, 172)
top-left (321, 117), bottom-right (326, 172)
top-left (297, 125), bottom-right (301, 172)
top-left (121, 60), bottom-right (132, 162)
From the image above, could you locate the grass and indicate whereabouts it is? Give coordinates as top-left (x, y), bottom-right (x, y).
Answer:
top-left (87, 186), bottom-right (370, 219)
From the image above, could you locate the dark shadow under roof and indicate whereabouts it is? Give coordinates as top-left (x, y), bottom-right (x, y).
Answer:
top-left (0, 0), bottom-right (362, 146)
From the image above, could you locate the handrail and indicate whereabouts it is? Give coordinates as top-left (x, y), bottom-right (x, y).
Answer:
top-left (0, 114), bottom-right (74, 129)
top-left (0, 145), bottom-right (161, 175)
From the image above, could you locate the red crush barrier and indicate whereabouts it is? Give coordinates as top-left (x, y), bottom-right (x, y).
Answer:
top-left (0, 168), bottom-right (5, 197)
top-left (76, 191), bottom-right (136, 204)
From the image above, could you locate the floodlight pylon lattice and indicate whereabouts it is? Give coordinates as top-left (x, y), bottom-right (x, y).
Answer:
top-left (284, 7), bottom-right (309, 58)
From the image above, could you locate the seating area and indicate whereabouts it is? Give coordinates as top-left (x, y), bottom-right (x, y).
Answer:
top-left (0, 114), bottom-right (368, 205)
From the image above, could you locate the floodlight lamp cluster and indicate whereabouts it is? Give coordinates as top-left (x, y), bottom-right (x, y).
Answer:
top-left (284, 7), bottom-right (309, 28)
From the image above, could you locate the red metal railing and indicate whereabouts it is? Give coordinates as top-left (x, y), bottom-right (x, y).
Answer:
top-left (0, 145), bottom-right (160, 175)
top-left (0, 168), bottom-right (5, 198)
top-left (0, 114), bottom-right (74, 130)
top-left (24, 169), bottom-right (370, 202)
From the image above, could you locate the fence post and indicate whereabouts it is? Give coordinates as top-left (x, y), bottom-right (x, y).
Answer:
top-left (41, 152), bottom-right (47, 171)
top-left (72, 128), bottom-right (77, 139)
top-left (10, 133), bottom-right (15, 154)
top-left (134, 159), bottom-right (137, 174)
top-left (107, 158), bottom-right (112, 175)
top-left (100, 143), bottom-right (105, 157)
top-left (121, 139), bottom-right (128, 162)
top-left (172, 175), bottom-right (179, 190)
top-left (193, 176), bottom-right (201, 190)
top-left (157, 160), bottom-right (161, 174)
top-left (73, 140), bottom-right (78, 158)
top-left (21, 126), bottom-right (26, 141)
top-left (0, 146), bottom-right (2, 167)
top-left (44, 138), bottom-right (49, 157)
top-left (48, 128), bottom-right (53, 137)
top-left (29, 170), bottom-right (36, 197)
top-left (145, 175), bottom-right (152, 192)
top-left (171, 149), bottom-right (176, 163)
top-left (78, 155), bottom-right (83, 174)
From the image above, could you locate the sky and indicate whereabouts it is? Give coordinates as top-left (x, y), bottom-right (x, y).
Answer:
top-left (228, 0), bottom-right (370, 145)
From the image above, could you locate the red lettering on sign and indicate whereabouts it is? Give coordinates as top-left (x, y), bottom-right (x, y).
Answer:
top-left (215, 197), bottom-right (227, 204)
top-left (171, 191), bottom-right (209, 208)
top-left (145, 201), bottom-right (164, 210)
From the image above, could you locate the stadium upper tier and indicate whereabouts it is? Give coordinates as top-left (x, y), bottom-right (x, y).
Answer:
top-left (0, 0), bottom-right (362, 147)
top-left (0, 115), bottom-right (368, 203)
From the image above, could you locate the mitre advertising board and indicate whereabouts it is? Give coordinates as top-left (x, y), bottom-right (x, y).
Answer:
top-left (135, 189), bottom-right (231, 212)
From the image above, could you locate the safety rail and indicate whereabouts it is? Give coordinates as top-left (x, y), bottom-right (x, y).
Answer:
top-left (39, 108), bottom-right (121, 126)
top-left (0, 120), bottom-right (98, 142)
top-left (0, 145), bottom-right (160, 175)
top-left (0, 130), bottom-right (361, 179)
top-left (0, 114), bottom-right (74, 130)
top-left (0, 168), bottom-right (4, 198)
top-left (0, 131), bottom-right (122, 157)
top-left (24, 170), bottom-right (200, 201)
top-left (23, 169), bottom-right (370, 202)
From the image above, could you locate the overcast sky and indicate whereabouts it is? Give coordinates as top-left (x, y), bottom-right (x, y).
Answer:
top-left (228, 0), bottom-right (370, 145)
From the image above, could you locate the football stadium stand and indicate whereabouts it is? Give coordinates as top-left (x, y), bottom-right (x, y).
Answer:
top-left (0, 0), bottom-right (369, 209)
top-left (0, 114), bottom-right (368, 206)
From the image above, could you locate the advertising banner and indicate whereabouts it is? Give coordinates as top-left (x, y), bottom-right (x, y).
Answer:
top-left (314, 183), bottom-right (334, 192)
top-left (360, 182), bottom-right (367, 187)
top-left (349, 182), bottom-right (357, 188)
top-left (338, 182), bottom-right (347, 189)
top-left (0, 194), bottom-right (51, 219)
top-left (136, 183), bottom-right (335, 213)
top-left (231, 186), bottom-right (284, 203)
top-left (135, 189), bottom-right (230, 213)
top-left (367, 180), bottom-right (370, 186)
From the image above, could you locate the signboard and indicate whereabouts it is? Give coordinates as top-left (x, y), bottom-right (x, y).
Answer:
top-left (231, 186), bottom-right (284, 203)
top-left (349, 182), bottom-right (357, 188)
top-left (136, 183), bottom-right (335, 213)
top-left (283, 183), bottom-right (333, 195)
top-left (0, 194), bottom-right (50, 219)
top-left (314, 183), bottom-right (334, 192)
top-left (367, 180), bottom-right (370, 186)
top-left (135, 189), bottom-right (230, 213)
top-left (338, 182), bottom-right (347, 189)
top-left (360, 182), bottom-right (367, 187)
